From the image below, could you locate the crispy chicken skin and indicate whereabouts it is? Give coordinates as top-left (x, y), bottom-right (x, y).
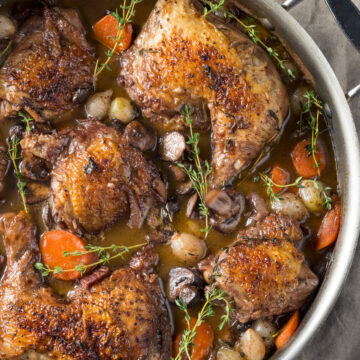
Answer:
top-left (199, 213), bottom-right (319, 322)
top-left (0, 212), bottom-right (172, 360)
top-left (0, 7), bottom-right (95, 122)
top-left (120, 0), bottom-right (288, 186)
top-left (21, 120), bottom-right (166, 234)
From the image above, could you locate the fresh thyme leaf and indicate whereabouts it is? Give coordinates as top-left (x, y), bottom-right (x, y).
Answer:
top-left (174, 287), bottom-right (233, 360)
top-left (0, 40), bottom-right (13, 67)
top-left (299, 91), bottom-right (324, 176)
top-left (18, 111), bottom-right (34, 132)
top-left (177, 105), bottom-right (212, 238)
top-left (35, 243), bottom-right (145, 277)
top-left (94, 0), bottom-right (143, 79)
top-left (8, 136), bottom-right (28, 213)
top-left (201, 1), bottom-right (295, 79)
top-left (311, 178), bottom-right (333, 210)
top-left (259, 172), bottom-right (303, 202)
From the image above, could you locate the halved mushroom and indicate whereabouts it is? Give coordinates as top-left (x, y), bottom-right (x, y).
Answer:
top-left (124, 120), bottom-right (157, 151)
top-left (205, 188), bottom-right (245, 233)
top-left (19, 153), bottom-right (50, 182)
top-left (167, 267), bottom-right (204, 307)
top-left (160, 131), bottom-right (186, 162)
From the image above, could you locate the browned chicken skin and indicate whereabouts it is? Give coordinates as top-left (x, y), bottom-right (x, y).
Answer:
top-left (120, 0), bottom-right (288, 186)
top-left (0, 212), bottom-right (172, 359)
top-left (199, 212), bottom-right (319, 323)
top-left (0, 7), bottom-right (95, 122)
top-left (21, 120), bottom-right (166, 234)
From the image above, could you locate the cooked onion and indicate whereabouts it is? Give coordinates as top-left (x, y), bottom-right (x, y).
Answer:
top-left (271, 192), bottom-right (309, 222)
top-left (170, 232), bottom-right (206, 264)
top-left (217, 347), bottom-right (243, 360)
top-left (0, 15), bottom-right (16, 39)
top-left (85, 89), bottom-right (113, 119)
top-left (109, 97), bottom-right (135, 123)
top-left (252, 318), bottom-right (277, 348)
top-left (237, 329), bottom-right (266, 360)
top-left (298, 179), bottom-right (325, 213)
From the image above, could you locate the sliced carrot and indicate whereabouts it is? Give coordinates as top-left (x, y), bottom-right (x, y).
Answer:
top-left (271, 165), bottom-right (289, 194)
top-left (173, 318), bottom-right (214, 360)
top-left (315, 197), bottom-right (341, 250)
top-left (40, 230), bottom-right (97, 281)
top-left (291, 139), bottom-right (326, 178)
top-left (93, 15), bottom-right (133, 53)
top-left (275, 310), bottom-right (300, 349)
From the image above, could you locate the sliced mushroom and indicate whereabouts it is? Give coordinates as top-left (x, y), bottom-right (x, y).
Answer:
top-left (25, 182), bottom-right (50, 205)
top-left (160, 131), bottom-right (186, 162)
top-left (167, 267), bottom-right (204, 307)
top-left (205, 188), bottom-right (245, 233)
top-left (19, 153), bottom-right (50, 181)
top-left (42, 202), bottom-right (54, 230)
top-left (124, 120), bottom-right (157, 151)
top-left (246, 192), bottom-right (270, 225)
top-left (169, 164), bottom-right (186, 182)
top-left (176, 180), bottom-right (193, 195)
top-left (160, 197), bottom-right (179, 223)
top-left (186, 193), bottom-right (198, 218)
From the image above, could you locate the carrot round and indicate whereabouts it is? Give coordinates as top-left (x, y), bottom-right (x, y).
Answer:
top-left (315, 197), bottom-right (341, 250)
top-left (93, 15), bottom-right (133, 53)
top-left (40, 230), bottom-right (97, 281)
top-left (173, 318), bottom-right (214, 360)
top-left (271, 165), bottom-right (289, 194)
top-left (291, 139), bottom-right (326, 178)
top-left (275, 310), bottom-right (300, 349)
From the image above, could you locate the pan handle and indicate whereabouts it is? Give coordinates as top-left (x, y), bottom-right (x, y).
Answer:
top-left (281, 0), bottom-right (360, 102)
top-left (281, 0), bottom-right (304, 11)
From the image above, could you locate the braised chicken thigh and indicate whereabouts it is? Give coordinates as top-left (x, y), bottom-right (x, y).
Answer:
top-left (21, 120), bottom-right (166, 234)
top-left (199, 212), bottom-right (319, 323)
top-left (0, 7), bottom-right (95, 122)
top-left (120, 0), bottom-right (288, 186)
top-left (0, 212), bottom-right (171, 359)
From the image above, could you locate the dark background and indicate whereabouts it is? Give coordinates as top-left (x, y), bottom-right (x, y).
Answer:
top-left (275, 0), bottom-right (360, 358)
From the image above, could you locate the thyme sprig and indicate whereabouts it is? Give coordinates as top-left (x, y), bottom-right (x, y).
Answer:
top-left (7, 111), bottom-right (34, 213)
top-left (18, 111), bottom-right (34, 132)
top-left (299, 91), bottom-right (324, 176)
top-left (312, 177), bottom-right (333, 211)
top-left (94, 0), bottom-right (143, 78)
top-left (8, 137), bottom-right (28, 213)
top-left (259, 172), bottom-right (303, 202)
top-left (202, 0), bottom-right (225, 18)
top-left (35, 243), bottom-right (145, 277)
top-left (178, 105), bottom-right (212, 238)
top-left (201, 1), bottom-right (295, 79)
top-left (173, 287), bottom-right (233, 360)
top-left (0, 40), bottom-right (13, 67)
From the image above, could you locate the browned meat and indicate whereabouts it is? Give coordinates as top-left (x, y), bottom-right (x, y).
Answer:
top-left (79, 266), bottom-right (110, 290)
top-left (199, 213), bottom-right (318, 322)
top-left (21, 120), bottom-right (166, 234)
top-left (0, 139), bottom-right (8, 192)
top-left (0, 7), bottom-right (95, 122)
top-left (120, 0), bottom-right (288, 186)
top-left (0, 212), bottom-right (172, 359)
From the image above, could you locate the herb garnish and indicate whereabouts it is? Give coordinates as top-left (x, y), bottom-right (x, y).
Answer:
top-left (311, 177), bottom-right (333, 210)
top-left (259, 172), bottom-right (303, 202)
top-left (201, 1), bottom-right (296, 79)
top-left (0, 40), bottom-right (12, 67)
top-left (299, 91), bottom-right (324, 176)
top-left (178, 105), bottom-right (212, 238)
top-left (259, 173), bottom-right (333, 210)
top-left (35, 243), bottom-right (145, 277)
top-left (94, 0), bottom-right (143, 79)
top-left (8, 137), bottom-right (28, 213)
top-left (173, 287), bottom-right (233, 360)
top-left (7, 112), bottom-right (34, 213)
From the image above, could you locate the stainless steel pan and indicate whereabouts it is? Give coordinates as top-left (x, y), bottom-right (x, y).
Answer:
top-left (233, 0), bottom-right (360, 358)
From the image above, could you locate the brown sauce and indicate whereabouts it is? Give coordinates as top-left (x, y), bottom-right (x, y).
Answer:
top-left (0, 0), bottom-right (338, 358)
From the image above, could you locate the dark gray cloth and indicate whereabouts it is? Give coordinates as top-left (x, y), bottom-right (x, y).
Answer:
top-left (276, 0), bottom-right (360, 359)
